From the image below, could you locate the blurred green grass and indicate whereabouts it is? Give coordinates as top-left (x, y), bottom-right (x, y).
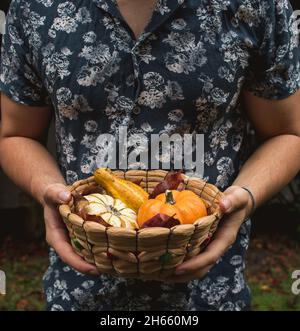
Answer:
top-left (245, 236), bottom-right (300, 311)
top-left (249, 282), bottom-right (300, 311)
top-left (0, 235), bottom-right (299, 311)
top-left (0, 256), bottom-right (46, 310)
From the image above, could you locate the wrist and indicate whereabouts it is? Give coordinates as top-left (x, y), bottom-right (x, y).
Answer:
top-left (220, 185), bottom-right (257, 221)
top-left (241, 186), bottom-right (256, 219)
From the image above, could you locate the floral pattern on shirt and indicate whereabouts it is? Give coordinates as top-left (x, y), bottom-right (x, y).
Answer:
top-left (1, 0), bottom-right (299, 311)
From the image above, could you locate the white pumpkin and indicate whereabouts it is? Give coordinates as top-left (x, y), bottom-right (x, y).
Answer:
top-left (84, 193), bottom-right (138, 229)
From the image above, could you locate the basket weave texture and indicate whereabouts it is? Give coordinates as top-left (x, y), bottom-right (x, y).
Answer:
top-left (59, 170), bottom-right (224, 280)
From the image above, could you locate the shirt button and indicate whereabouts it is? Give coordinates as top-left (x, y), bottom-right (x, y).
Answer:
top-left (132, 105), bottom-right (141, 115)
top-left (131, 45), bottom-right (139, 54)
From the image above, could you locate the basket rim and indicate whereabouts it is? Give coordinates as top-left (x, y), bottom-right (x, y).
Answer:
top-left (59, 170), bottom-right (224, 233)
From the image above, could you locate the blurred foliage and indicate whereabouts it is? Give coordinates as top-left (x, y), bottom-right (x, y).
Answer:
top-left (245, 236), bottom-right (300, 311)
top-left (0, 239), bottom-right (47, 311)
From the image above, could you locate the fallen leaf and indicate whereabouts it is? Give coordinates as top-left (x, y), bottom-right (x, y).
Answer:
top-left (16, 299), bottom-right (29, 310)
top-left (141, 213), bottom-right (180, 229)
top-left (260, 284), bottom-right (271, 292)
top-left (73, 193), bottom-right (89, 219)
top-left (149, 171), bottom-right (184, 198)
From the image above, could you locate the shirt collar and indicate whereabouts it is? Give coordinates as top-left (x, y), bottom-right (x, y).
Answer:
top-left (93, 0), bottom-right (185, 42)
top-left (92, 0), bottom-right (185, 15)
top-left (92, 0), bottom-right (121, 20)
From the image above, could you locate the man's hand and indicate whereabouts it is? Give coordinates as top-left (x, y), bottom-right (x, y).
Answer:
top-left (43, 183), bottom-right (99, 276)
top-left (165, 186), bottom-right (252, 283)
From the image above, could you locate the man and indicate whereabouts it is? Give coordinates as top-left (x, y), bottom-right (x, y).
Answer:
top-left (0, 0), bottom-right (300, 311)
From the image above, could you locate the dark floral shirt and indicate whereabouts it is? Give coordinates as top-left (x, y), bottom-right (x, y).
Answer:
top-left (1, 0), bottom-right (299, 311)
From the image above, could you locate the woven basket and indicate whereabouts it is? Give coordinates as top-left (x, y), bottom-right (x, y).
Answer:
top-left (59, 170), bottom-right (224, 280)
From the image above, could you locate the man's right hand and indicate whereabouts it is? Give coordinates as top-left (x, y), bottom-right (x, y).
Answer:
top-left (43, 183), bottom-right (99, 276)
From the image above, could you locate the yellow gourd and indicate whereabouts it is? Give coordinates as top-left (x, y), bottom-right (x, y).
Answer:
top-left (94, 168), bottom-right (149, 212)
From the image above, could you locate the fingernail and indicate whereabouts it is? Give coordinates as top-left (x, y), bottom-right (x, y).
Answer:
top-left (58, 191), bottom-right (71, 202)
top-left (89, 269), bottom-right (99, 276)
top-left (221, 198), bottom-right (232, 212)
top-left (175, 269), bottom-right (186, 275)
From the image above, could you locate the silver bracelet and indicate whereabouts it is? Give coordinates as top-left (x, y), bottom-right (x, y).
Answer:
top-left (241, 186), bottom-right (256, 215)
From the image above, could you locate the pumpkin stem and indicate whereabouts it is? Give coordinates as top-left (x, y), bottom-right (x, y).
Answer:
top-left (165, 190), bottom-right (176, 205)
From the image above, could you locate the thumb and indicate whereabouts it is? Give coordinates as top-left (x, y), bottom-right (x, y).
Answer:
top-left (44, 183), bottom-right (72, 205)
top-left (219, 186), bottom-right (249, 214)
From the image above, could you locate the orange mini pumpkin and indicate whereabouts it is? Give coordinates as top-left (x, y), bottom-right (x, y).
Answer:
top-left (137, 189), bottom-right (207, 227)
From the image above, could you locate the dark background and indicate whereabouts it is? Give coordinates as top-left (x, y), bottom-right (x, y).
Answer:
top-left (0, 0), bottom-right (10, 12)
top-left (291, 0), bottom-right (299, 10)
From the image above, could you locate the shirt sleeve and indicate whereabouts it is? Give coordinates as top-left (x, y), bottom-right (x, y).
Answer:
top-left (244, 0), bottom-right (300, 100)
top-left (0, 0), bottom-right (51, 107)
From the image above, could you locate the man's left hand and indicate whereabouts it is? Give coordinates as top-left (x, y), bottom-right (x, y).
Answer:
top-left (164, 186), bottom-right (253, 283)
